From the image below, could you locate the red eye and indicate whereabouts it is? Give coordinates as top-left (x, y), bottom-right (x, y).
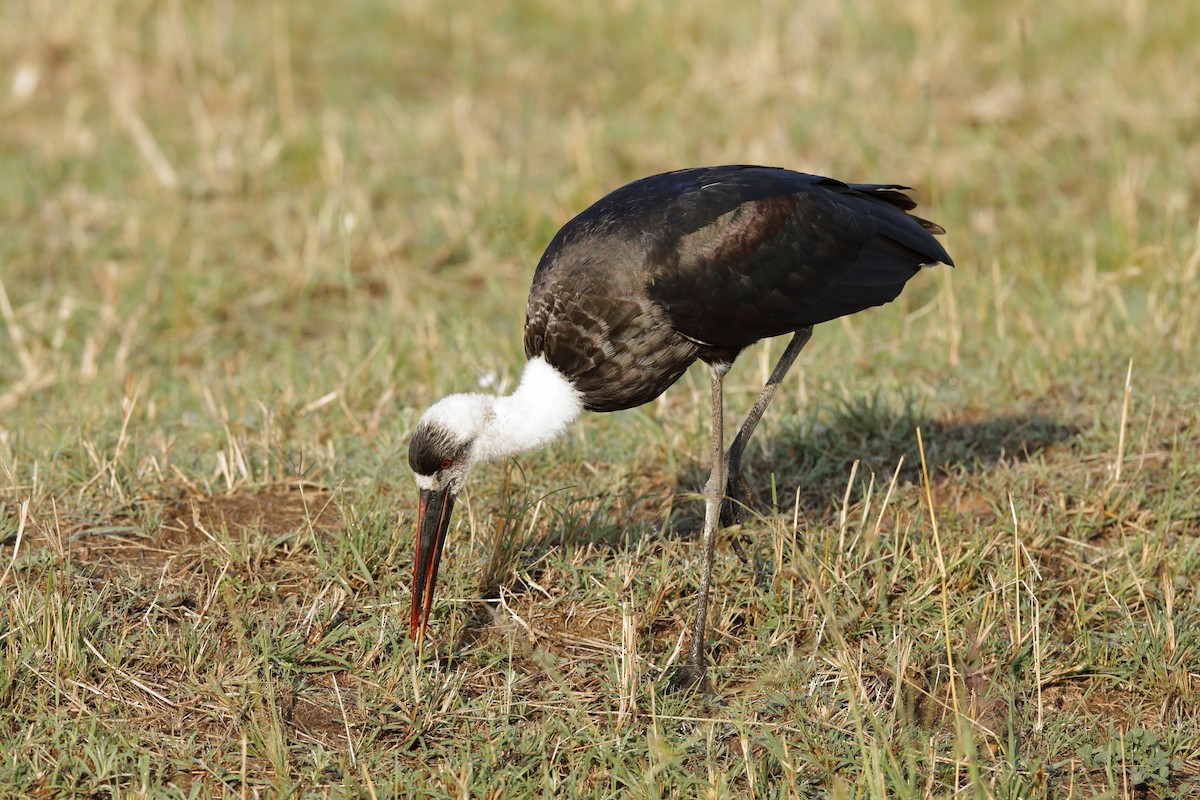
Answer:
top-left (440, 458), bottom-right (453, 470)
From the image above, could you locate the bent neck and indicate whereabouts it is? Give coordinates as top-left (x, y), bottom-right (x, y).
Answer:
top-left (474, 357), bottom-right (583, 463)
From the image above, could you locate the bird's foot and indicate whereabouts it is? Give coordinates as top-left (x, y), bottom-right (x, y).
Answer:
top-left (719, 471), bottom-right (754, 528)
top-left (665, 661), bottom-right (713, 695)
top-left (730, 534), bottom-right (752, 564)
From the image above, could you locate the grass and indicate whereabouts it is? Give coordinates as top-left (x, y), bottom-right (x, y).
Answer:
top-left (2, 0), bottom-right (1199, 796)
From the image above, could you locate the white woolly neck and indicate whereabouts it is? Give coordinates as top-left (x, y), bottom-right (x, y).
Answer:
top-left (477, 356), bottom-right (583, 462)
top-left (418, 357), bottom-right (583, 476)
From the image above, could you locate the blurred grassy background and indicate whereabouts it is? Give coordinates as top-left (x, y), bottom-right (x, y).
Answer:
top-left (2, 0), bottom-right (1198, 797)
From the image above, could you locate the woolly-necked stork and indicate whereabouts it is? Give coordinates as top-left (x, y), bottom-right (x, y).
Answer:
top-left (408, 165), bottom-right (953, 689)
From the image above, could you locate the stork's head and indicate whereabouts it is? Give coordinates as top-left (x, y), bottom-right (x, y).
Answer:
top-left (406, 358), bottom-right (584, 642)
top-left (407, 393), bottom-right (493, 641)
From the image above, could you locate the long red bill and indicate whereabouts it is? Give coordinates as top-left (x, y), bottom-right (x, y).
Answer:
top-left (411, 486), bottom-right (456, 641)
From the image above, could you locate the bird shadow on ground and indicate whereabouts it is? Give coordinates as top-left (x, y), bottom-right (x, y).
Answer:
top-left (669, 392), bottom-right (1080, 535)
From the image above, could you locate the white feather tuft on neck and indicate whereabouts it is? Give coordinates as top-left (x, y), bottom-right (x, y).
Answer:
top-left (418, 357), bottom-right (583, 469)
top-left (477, 356), bottom-right (583, 462)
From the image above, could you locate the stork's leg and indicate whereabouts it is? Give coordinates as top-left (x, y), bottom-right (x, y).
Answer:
top-left (667, 363), bottom-right (729, 692)
top-left (720, 327), bottom-right (814, 527)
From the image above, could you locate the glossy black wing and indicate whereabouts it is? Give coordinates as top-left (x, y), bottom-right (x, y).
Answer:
top-left (643, 167), bottom-right (952, 348)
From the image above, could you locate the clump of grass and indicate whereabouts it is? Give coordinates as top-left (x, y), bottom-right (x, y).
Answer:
top-left (1078, 727), bottom-right (1186, 796)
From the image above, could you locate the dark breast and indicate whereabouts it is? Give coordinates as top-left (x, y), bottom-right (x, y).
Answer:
top-left (524, 165), bottom-right (952, 412)
top-left (524, 240), bottom-right (703, 412)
